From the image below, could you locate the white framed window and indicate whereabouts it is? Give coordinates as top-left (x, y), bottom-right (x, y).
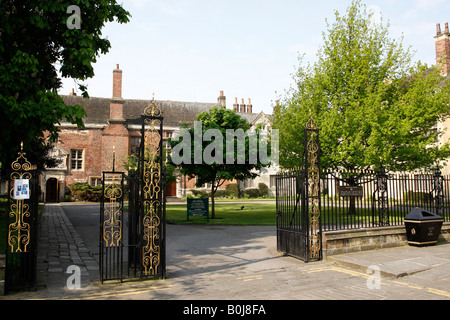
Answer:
top-left (70, 149), bottom-right (83, 171)
top-left (90, 176), bottom-right (102, 187)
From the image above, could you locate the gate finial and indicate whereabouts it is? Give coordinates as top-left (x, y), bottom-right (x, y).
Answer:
top-left (143, 98), bottom-right (161, 117)
top-left (305, 110), bottom-right (318, 130)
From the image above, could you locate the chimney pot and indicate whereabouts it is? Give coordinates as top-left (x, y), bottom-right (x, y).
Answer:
top-left (437, 23), bottom-right (442, 36)
top-left (446, 22), bottom-right (449, 34)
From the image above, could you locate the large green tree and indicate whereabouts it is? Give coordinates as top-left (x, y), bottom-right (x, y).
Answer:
top-left (0, 0), bottom-right (130, 170)
top-left (274, 0), bottom-right (450, 173)
top-left (169, 106), bottom-right (271, 219)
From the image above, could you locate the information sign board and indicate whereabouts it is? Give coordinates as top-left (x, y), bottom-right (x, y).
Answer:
top-left (187, 198), bottom-right (209, 221)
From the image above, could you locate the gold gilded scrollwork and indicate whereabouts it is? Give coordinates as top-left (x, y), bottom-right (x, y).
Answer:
top-left (103, 174), bottom-right (123, 247)
top-left (141, 101), bottom-right (162, 276)
top-left (306, 116), bottom-right (321, 260)
top-left (8, 143), bottom-right (36, 253)
top-left (143, 99), bottom-right (162, 117)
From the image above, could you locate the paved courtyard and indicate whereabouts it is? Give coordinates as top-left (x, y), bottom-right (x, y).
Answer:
top-left (2, 203), bottom-right (450, 304)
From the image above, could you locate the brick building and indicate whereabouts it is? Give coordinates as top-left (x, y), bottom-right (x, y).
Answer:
top-left (42, 65), bottom-right (275, 202)
top-left (436, 22), bottom-right (450, 175)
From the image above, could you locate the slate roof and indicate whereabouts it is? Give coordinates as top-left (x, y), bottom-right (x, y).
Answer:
top-left (61, 95), bottom-right (263, 128)
top-left (62, 95), bottom-right (219, 127)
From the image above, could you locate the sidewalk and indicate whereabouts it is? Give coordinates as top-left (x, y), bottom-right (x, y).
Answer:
top-left (329, 242), bottom-right (450, 279)
top-left (35, 203), bottom-right (99, 296)
top-left (2, 203), bottom-right (450, 300)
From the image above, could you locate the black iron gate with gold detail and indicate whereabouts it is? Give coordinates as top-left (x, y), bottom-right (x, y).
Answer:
top-left (276, 115), bottom-right (322, 262)
top-left (99, 99), bottom-right (166, 282)
top-left (135, 99), bottom-right (166, 279)
top-left (99, 171), bottom-right (125, 283)
top-left (5, 143), bottom-right (39, 293)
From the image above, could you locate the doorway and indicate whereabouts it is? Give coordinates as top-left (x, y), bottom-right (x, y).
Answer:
top-left (46, 178), bottom-right (59, 203)
top-left (166, 182), bottom-right (177, 196)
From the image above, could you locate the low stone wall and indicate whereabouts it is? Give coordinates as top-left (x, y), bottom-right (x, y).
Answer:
top-left (323, 222), bottom-right (450, 257)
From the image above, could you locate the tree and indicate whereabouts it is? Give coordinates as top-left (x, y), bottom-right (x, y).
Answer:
top-left (169, 106), bottom-right (271, 219)
top-left (274, 0), bottom-right (450, 173)
top-left (0, 0), bottom-right (130, 169)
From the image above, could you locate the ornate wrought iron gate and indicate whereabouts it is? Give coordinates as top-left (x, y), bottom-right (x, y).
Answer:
top-left (99, 171), bottom-right (125, 283)
top-left (5, 143), bottom-right (39, 293)
top-left (276, 116), bottom-right (322, 262)
top-left (99, 100), bottom-right (166, 282)
top-left (134, 99), bottom-right (166, 279)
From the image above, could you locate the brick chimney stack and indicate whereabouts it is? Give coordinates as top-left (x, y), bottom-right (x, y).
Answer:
top-left (240, 98), bottom-right (246, 113)
top-left (217, 90), bottom-right (226, 107)
top-left (435, 22), bottom-right (450, 76)
top-left (233, 97), bottom-right (239, 112)
top-left (110, 64), bottom-right (125, 123)
top-left (247, 98), bottom-right (252, 113)
top-left (69, 88), bottom-right (76, 96)
top-left (113, 64), bottom-right (122, 98)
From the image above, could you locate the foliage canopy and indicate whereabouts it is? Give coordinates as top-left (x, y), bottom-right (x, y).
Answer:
top-left (273, 0), bottom-right (450, 172)
top-left (169, 106), bottom-right (271, 218)
top-left (0, 0), bottom-right (130, 169)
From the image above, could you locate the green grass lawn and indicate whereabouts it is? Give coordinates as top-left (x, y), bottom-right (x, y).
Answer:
top-left (166, 202), bottom-right (276, 226)
top-left (165, 202), bottom-right (411, 227)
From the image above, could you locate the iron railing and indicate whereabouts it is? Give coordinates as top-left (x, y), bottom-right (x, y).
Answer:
top-left (319, 169), bottom-right (450, 231)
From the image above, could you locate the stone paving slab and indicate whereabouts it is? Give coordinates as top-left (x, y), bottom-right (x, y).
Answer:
top-left (328, 243), bottom-right (450, 278)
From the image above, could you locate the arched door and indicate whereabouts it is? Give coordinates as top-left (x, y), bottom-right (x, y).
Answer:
top-left (46, 178), bottom-right (59, 203)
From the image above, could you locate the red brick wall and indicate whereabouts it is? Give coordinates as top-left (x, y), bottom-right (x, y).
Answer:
top-left (58, 128), bottom-right (103, 185)
top-left (101, 123), bottom-right (129, 172)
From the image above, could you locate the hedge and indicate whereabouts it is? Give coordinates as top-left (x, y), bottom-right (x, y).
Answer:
top-left (69, 183), bottom-right (102, 202)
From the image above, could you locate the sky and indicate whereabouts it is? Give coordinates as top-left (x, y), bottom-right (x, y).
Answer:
top-left (58, 0), bottom-right (450, 115)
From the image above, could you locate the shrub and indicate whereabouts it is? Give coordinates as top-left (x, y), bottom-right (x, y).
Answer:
top-left (191, 189), bottom-right (230, 198)
top-left (243, 188), bottom-right (261, 198)
top-left (214, 189), bottom-right (230, 198)
top-left (258, 183), bottom-right (269, 196)
top-left (403, 191), bottom-right (433, 203)
top-left (191, 189), bottom-right (209, 198)
top-left (226, 183), bottom-right (240, 198)
top-left (69, 183), bottom-right (102, 202)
